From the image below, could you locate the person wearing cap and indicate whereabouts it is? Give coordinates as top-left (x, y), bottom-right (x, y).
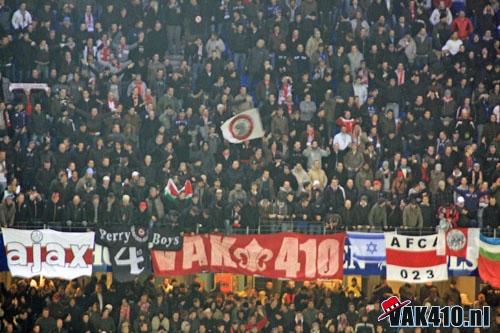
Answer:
top-left (455, 195), bottom-right (475, 227)
top-left (26, 186), bottom-right (43, 222)
top-left (98, 175), bottom-right (112, 199)
top-left (75, 167), bottom-right (96, 196)
top-left (131, 170), bottom-right (140, 180)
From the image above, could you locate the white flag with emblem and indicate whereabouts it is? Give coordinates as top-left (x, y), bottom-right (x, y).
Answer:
top-left (221, 108), bottom-right (265, 143)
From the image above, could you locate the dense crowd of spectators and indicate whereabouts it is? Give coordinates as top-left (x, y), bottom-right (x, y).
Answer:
top-left (0, 276), bottom-right (498, 333)
top-left (0, 1), bottom-right (498, 333)
top-left (0, 1), bottom-right (497, 234)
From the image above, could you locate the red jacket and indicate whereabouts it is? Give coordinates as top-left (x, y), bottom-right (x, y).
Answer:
top-left (452, 17), bottom-right (474, 40)
top-left (336, 117), bottom-right (357, 134)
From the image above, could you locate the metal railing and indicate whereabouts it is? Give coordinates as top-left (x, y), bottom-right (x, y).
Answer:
top-left (6, 220), bottom-right (500, 237)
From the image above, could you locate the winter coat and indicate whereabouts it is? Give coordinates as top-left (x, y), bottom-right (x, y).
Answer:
top-left (403, 205), bottom-right (424, 228)
top-left (323, 186), bottom-right (345, 213)
top-left (353, 203), bottom-right (370, 226)
top-left (248, 47), bottom-right (270, 75)
top-left (344, 150), bottom-right (365, 172)
top-left (307, 167), bottom-right (328, 189)
top-left (355, 169), bottom-right (374, 191)
top-left (482, 204), bottom-right (499, 228)
top-left (368, 203), bottom-right (387, 227)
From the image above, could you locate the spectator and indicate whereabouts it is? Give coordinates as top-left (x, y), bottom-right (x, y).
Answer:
top-left (451, 10), bottom-right (474, 40)
top-left (0, 4), bottom-right (496, 332)
top-left (368, 198), bottom-right (387, 229)
top-left (402, 199), bottom-right (424, 228)
top-left (11, 3), bottom-right (32, 32)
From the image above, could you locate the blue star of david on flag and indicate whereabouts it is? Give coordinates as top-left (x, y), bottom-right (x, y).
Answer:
top-left (366, 242), bottom-right (377, 254)
top-left (347, 232), bottom-right (386, 263)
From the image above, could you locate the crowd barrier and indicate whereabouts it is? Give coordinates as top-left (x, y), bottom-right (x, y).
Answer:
top-left (7, 220), bottom-right (500, 237)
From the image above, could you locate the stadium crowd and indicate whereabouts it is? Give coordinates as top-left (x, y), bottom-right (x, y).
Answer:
top-left (0, 0), bottom-right (497, 234)
top-left (0, 0), bottom-right (498, 332)
top-left (0, 276), bottom-right (499, 333)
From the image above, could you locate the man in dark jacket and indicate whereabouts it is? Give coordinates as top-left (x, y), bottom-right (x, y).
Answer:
top-left (353, 195), bottom-right (370, 228)
top-left (34, 308), bottom-right (56, 333)
top-left (482, 196), bottom-right (499, 229)
top-left (43, 192), bottom-right (65, 226)
top-left (247, 38), bottom-right (270, 84)
top-left (66, 194), bottom-right (86, 225)
top-left (102, 192), bottom-right (121, 224)
top-left (420, 193), bottom-right (434, 228)
top-left (323, 178), bottom-right (345, 214)
top-left (134, 200), bottom-right (152, 228)
top-left (93, 308), bottom-right (116, 333)
top-left (339, 200), bottom-right (355, 230)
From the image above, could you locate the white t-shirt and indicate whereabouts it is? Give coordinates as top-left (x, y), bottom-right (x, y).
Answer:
top-left (442, 39), bottom-right (463, 56)
top-left (333, 132), bottom-right (352, 151)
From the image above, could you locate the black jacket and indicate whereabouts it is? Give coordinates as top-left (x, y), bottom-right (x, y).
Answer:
top-left (323, 186), bottom-right (345, 214)
top-left (43, 200), bottom-right (66, 225)
top-left (482, 204), bottom-right (499, 228)
top-left (353, 203), bottom-right (370, 226)
top-left (66, 202), bottom-right (86, 224)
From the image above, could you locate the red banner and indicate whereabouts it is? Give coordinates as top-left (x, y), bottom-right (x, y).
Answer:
top-left (152, 233), bottom-right (345, 280)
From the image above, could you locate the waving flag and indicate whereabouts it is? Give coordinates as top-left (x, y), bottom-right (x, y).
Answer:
top-left (478, 234), bottom-right (500, 288)
top-left (164, 179), bottom-right (193, 202)
top-left (221, 108), bottom-right (265, 143)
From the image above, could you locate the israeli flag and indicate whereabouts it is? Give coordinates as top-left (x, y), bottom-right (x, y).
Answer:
top-left (347, 232), bottom-right (386, 263)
